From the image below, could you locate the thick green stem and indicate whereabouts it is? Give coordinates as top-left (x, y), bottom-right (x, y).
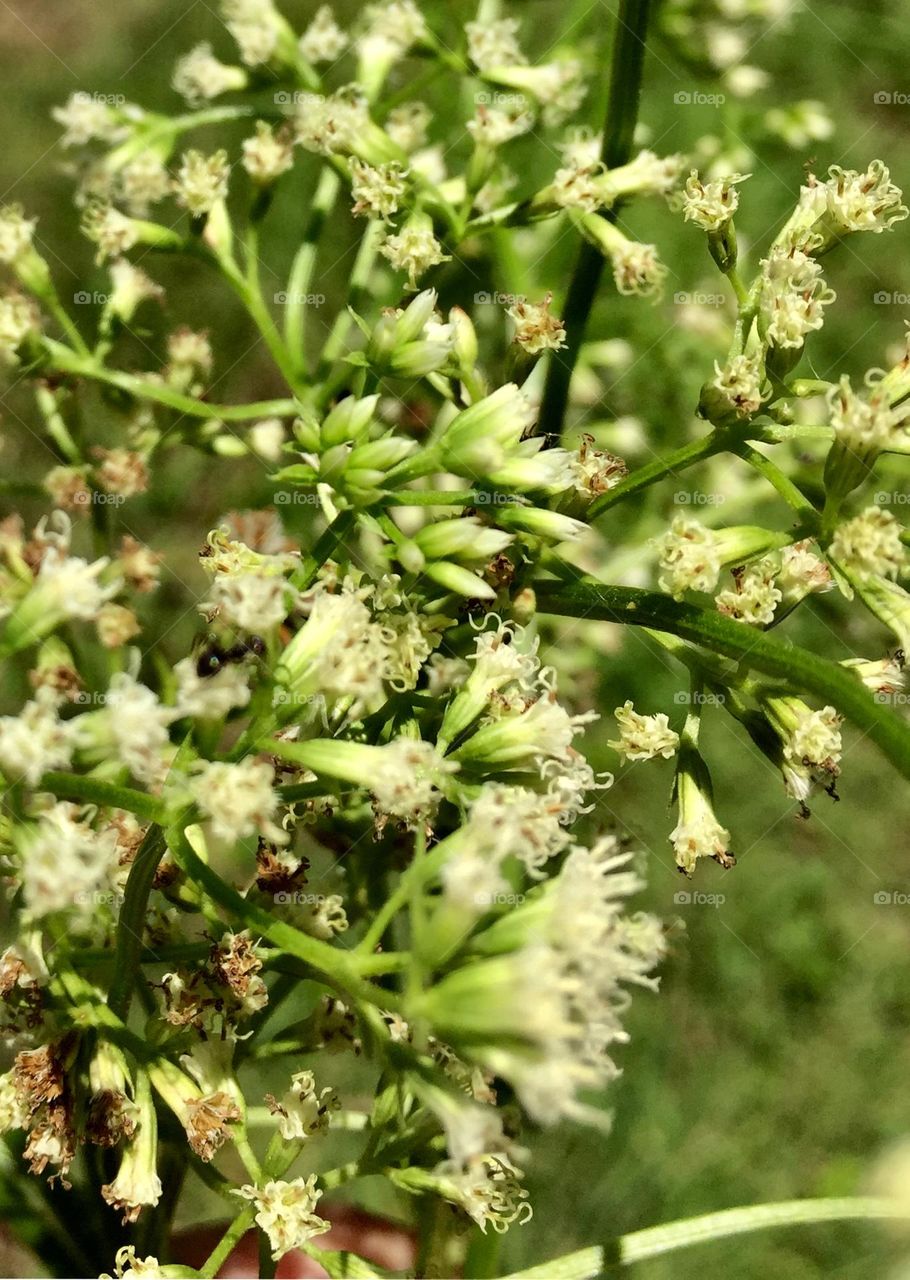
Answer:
top-left (284, 166), bottom-right (341, 369)
top-left (40, 771), bottom-right (164, 822)
top-left (107, 826), bottom-right (167, 1020)
top-left (538, 0), bottom-right (651, 445)
top-left (536, 579), bottom-right (910, 781)
top-left (614, 1197), bottom-right (904, 1266)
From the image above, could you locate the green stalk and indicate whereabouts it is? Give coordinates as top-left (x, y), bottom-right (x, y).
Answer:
top-left (167, 824), bottom-right (401, 1007)
top-left (590, 431), bottom-right (725, 517)
top-left (614, 1197), bottom-right (904, 1266)
top-left (284, 166), bottom-right (341, 368)
top-left (45, 341), bottom-right (298, 421)
top-left (538, 0), bottom-right (651, 446)
top-left (40, 771), bottom-right (164, 822)
top-left (536, 579), bottom-right (910, 781)
top-left (107, 825), bottom-right (167, 1020)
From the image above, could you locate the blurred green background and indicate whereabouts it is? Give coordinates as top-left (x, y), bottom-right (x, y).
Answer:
top-left (1, 0), bottom-right (910, 1277)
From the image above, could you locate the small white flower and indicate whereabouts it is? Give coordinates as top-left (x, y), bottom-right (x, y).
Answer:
top-left (682, 170), bottom-right (749, 232)
top-left (0, 699), bottom-right (72, 786)
top-left (234, 1176), bottom-right (330, 1261)
top-left (173, 43), bottom-right (247, 104)
top-left (656, 517), bottom-right (722, 598)
top-left (829, 507), bottom-right (906, 582)
top-left (190, 757), bottom-right (285, 844)
top-left (174, 656), bottom-right (251, 720)
top-left (609, 701), bottom-right (680, 761)
top-left (299, 6), bottom-right (348, 63)
top-left (349, 159), bottom-right (408, 219)
top-left (381, 217), bottom-right (449, 288)
top-left (715, 559), bottom-right (782, 626)
top-left (759, 247), bottom-right (835, 348)
top-left (269, 1070), bottom-right (339, 1141)
top-left (18, 803), bottom-right (118, 918)
top-left (103, 673), bottom-right (177, 786)
top-left (506, 294), bottom-right (566, 354)
top-left (0, 205), bottom-right (36, 265)
top-left (465, 17), bottom-right (526, 70)
top-left (53, 92), bottom-right (127, 147)
top-left (206, 571), bottom-right (291, 632)
top-left (174, 150), bottom-right (230, 217)
top-left (371, 737), bottom-right (458, 823)
top-left (241, 122), bottom-right (294, 184)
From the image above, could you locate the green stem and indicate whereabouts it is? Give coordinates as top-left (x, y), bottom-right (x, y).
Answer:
top-left (45, 341), bottom-right (298, 421)
top-left (590, 431), bottom-right (725, 517)
top-left (107, 825), bottom-right (167, 1020)
top-left (538, 0), bottom-right (651, 446)
top-left (284, 166), bottom-right (341, 369)
top-left (614, 1197), bottom-right (904, 1266)
top-left (40, 771), bottom-right (163, 822)
top-left (536, 579), bottom-right (910, 781)
top-left (734, 442), bottom-right (818, 523)
top-left (167, 823), bottom-right (400, 1007)
top-left (199, 1206), bottom-right (256, 1279)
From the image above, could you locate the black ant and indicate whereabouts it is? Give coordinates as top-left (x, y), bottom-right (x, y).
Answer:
top-left (195, 634), bottom-right (266, 678)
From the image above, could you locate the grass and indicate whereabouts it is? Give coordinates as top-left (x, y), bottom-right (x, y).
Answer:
top-left (1, 1), bottom-right (909, 1275)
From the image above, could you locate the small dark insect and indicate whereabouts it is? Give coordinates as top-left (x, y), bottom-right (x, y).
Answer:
top-left (195, 634), bottom-right (266, 678)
